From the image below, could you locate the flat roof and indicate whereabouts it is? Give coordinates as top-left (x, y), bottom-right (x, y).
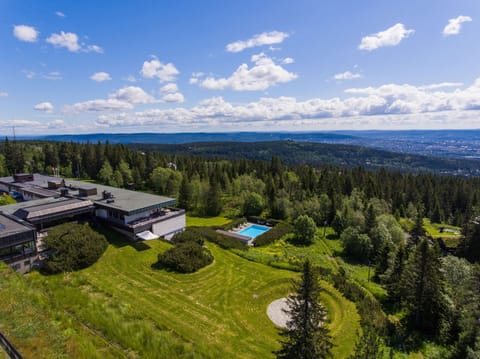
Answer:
top-left (13, 198), bottom-right (94, 221)
top-left (0, 213), bottom-right (33, 237)
top-left (0, 174), bottom-right (176, 215)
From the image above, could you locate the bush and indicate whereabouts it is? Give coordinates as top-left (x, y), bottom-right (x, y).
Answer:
top-left (43, 223), bottom-right (108, 273)
top-left (155, 242), bottom-right (213, 273)
top-left (253, 222), bottom-right (293, 246)
top-left (171, 229), bottom-right (204, 245)
top-left (190, 226), bottom-right (247, 250)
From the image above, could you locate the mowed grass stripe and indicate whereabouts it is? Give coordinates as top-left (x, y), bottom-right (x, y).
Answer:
top-left (78, 240), bottom-right (297, 358)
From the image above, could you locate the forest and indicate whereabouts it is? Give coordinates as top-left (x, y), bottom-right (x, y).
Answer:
top-left (1, 138), bottom-right (480, 358)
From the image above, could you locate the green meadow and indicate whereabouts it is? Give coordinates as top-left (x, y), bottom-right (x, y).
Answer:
top-left (0, 220), bottom-right (360, 358)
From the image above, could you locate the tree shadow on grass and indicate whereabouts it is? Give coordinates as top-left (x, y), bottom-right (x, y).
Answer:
top-left (129, 241), bottom-right (151, 251)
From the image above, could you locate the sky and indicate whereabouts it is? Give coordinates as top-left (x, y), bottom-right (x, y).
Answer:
top-left (1, 0), bottom-right (480, 135)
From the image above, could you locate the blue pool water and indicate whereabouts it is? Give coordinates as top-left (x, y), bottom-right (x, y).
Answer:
top-left (238, 224), bottom-right (271, 238)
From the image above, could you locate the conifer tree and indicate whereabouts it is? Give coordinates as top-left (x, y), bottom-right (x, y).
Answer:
top-left (178, 175), bottom-right (191, 210)
top-left (401, 239), bottom-right (446, 333)
top-left (276, 260), bottom-right (332, 359)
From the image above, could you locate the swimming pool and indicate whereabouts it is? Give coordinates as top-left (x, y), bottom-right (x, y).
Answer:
top-left (238, 224), bottom-right (271, 239)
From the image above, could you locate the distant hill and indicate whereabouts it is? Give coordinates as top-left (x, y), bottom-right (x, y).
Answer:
top-left (36, 132), bottom-right (355, 144)
top-left (31, 130), bottom-right (480, 160)
top-left (128, 141), bottom-right (480, 176)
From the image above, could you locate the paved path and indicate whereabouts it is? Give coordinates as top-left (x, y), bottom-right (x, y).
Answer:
top-left (267, 298), bottom-right (291, 328)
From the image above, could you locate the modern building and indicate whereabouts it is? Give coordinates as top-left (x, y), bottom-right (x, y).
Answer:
top-left (0, 213), bottom-right (37, 274)
top-left (0, 173), bottom-right (186, 272)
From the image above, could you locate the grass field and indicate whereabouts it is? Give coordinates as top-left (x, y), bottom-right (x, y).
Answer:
top-left (1, 225), bottom-right (357, 358)
top-left (186, 215), bottom-right (231, 227)
top-left (247, 227), bottom-right (387, 301)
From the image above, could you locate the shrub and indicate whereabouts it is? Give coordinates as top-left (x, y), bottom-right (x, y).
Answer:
top-left (43, 223), bottom-right (108, 273)
top-left (253, 222), bottom-right (293, 246)
top-left (155, 242), bottom-right (213, 273)
top-left (171, 229), bottom-right (204, 245)
top-left (190, 226), bottom-right (247, 250)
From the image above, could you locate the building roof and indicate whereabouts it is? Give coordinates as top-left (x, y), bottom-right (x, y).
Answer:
top-left (13, 198), bottom-right (95, 223)
top-left (0, 213), bottom-right (34, 237)
top-left (0, 174), bottom-right (176, 215)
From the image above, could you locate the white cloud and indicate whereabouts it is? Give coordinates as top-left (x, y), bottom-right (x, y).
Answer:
top-left (334, 71), bottom-right (362, 80)
top-left (160, 83), bottom-right (179, 93)
top-left (34, 102), bottom-right (54, 112)
top-left (0, 92), bottom-right (8, 97)
top-left (43, 71), bottom-right (62, 80)
top-left (0, 119), bottom-right (44, 128)
top-left (91, 72), bottom-right (112, 82)
top-left (443, 15), bottom-right (472, 36)
top-left (358, 23), bottom-right (414, 51)
top-left (13, 25), bottom-right (39, 42)
top-left (86, 45), bottom-right (104, 53)
top-left (189, 72), bottom-right (204, 84)
top-left (93, 77), bottom-right (480, 130)
top-left (124, 75), bottom-right (137, 82)
top-left (226, 31), bottom-right (289, 53)
top-left (110, 86), bottom-right (155, 104)
top-left (55, 11), bottom-right (66, 18)
top-left (162, 92), bottom-right (185, 103)
top-left (141, 56), bottom-right (179, 82)
top-left (22, 70), bottom-right (35, 79)
top-left (282, 57), bottom-right (295, 64)
top-left (198, 52), bottom-right (297, 91)
top-left (66, 99), bottom-right (134, 113)
top-left (46, 31), bottom-right (103, 53)
top-left (419, 82), bottom-right (463, 90)
top-left (65, 85), bottom-right (184, 114)
top-left (46, 31), bottom-right (81, 52)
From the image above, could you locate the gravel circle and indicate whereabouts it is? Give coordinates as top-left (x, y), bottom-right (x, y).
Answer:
top-left (267, 298), bottom-right (291, 328)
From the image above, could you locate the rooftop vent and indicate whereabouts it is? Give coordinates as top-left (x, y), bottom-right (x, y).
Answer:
top-left (13, 173), bottom-right (34, 183)
top-left (60, 188), bottom-right (69, 197)
top-left (79, 187), bottom-right (98, 197)
top-left (48, 179), bottom-right (65, 189)
top-left (102, 190), bottom-right (114, 200)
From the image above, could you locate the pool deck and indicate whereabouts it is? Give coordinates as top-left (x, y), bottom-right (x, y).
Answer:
top-left (216, 222), bottom-right (271, 246)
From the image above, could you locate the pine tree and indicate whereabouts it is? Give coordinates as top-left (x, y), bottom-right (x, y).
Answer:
top-left (384, 243), bottom-right (406, 304)
top-left (411, 205), bottom-right (426, 244)
top-left (205, 179), bottom-right (222, 216)
top-left (178, 175), bottom-right (191, 210)
top-left (455, 264), bottom-right (480, 358)
top-left (349, 324), bottom-right (384, 359)
top-left (276, 260), bottom-right (332, 359)
top-left (401, 239), bottom-right (446, 333)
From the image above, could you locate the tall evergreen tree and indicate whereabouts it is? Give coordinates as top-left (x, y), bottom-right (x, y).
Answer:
top-left (205, 179), bottom-right (222, 216)
top-left (401, 239), bottom-right (446, 334)
top-left (276, 260), bottom-right (332, 359)
top-left (178, 175), bottom-right (191, 210)
top-left (454, 264), bottom-right (480, 359)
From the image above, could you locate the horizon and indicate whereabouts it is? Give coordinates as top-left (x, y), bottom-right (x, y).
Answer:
top-left (2, 1), bottom-right (480, 134)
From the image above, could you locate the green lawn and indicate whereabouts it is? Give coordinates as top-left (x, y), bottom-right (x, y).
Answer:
top-left (186, 215), bottom-right (231, 227)
top-left (9, 227), bottom-right (358, 358)
top-left (248, 227), bottom-right (387, 300)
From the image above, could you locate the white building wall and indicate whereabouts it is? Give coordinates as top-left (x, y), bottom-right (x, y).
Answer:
top-left (152, 214), bottom-right (186, 237)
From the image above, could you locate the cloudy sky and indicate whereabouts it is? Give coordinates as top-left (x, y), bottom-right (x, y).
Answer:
top-left (1, 1), bottom-right (480, 134)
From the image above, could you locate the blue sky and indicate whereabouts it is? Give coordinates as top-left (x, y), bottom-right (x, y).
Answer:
top-left (1, 0), bottom-right (480, 134)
